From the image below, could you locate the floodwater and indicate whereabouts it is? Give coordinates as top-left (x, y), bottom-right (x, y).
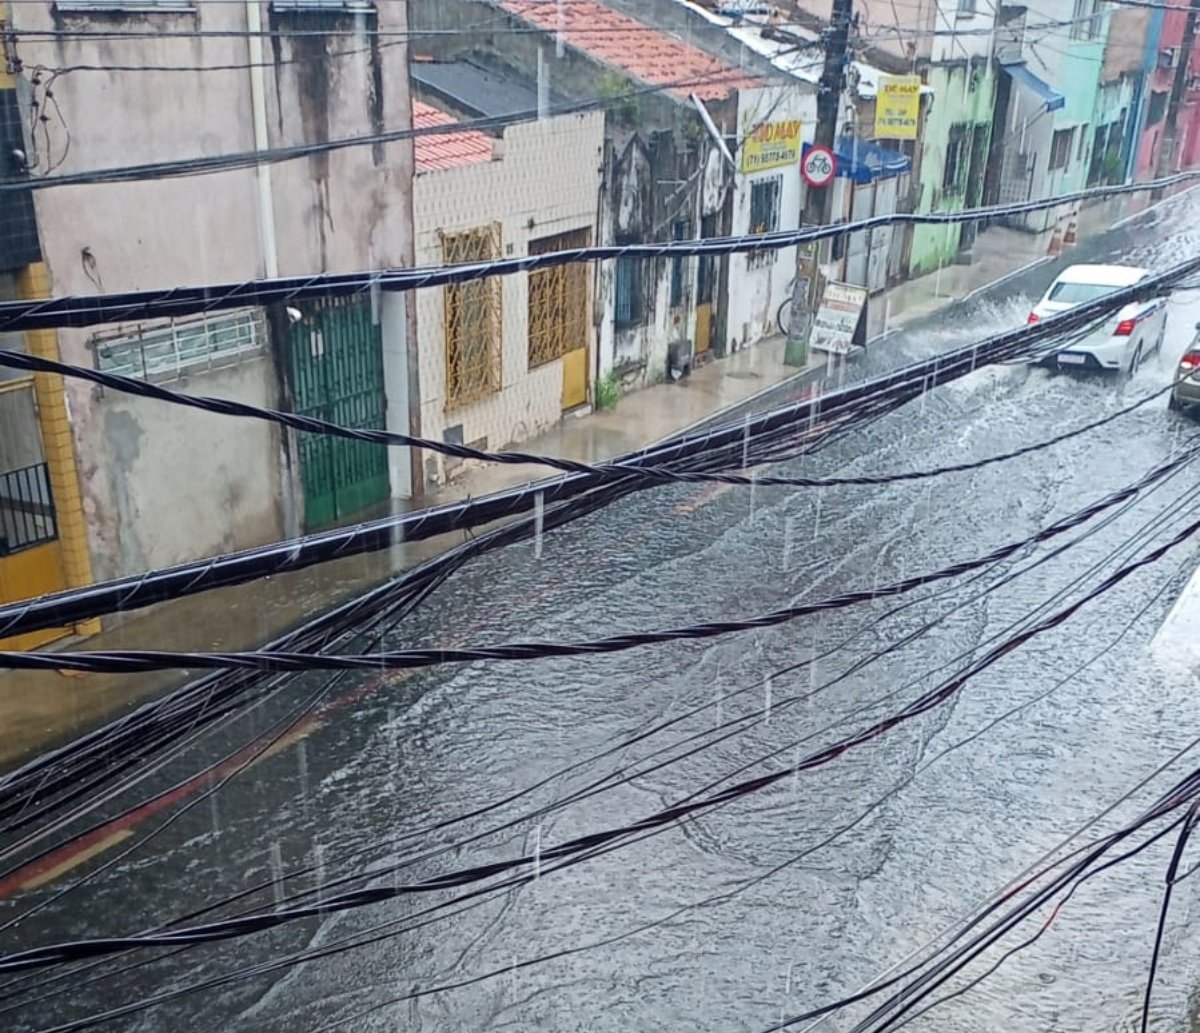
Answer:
top-left (4, 195), bottom-right (1200, 1033)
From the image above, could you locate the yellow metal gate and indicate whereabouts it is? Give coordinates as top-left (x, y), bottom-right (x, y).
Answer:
top-left (528, 228), bottom-right (591, 411)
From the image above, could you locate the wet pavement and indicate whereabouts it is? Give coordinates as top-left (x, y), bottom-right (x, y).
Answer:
top-left (6, 192), bottom-right (1200, 1033)
top-left (0, 341), bottom-right (827, 772)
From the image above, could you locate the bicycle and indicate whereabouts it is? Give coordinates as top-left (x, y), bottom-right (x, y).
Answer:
top-left (776, 276), bottom-right (797, 337)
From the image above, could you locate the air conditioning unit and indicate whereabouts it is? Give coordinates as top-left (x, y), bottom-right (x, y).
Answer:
top-left (1160, 47), bottom-right (1180, 70)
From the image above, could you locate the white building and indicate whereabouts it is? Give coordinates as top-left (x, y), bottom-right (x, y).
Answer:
top-left (411, 102), bottom-right (606, 488)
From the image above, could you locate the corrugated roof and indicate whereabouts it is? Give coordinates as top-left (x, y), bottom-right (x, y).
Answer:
top-left (412, 60), bottom-right (556, 120)
top-left (500, 0), bottom-right (763, 101)
top-left (413, 100), bottom-right (492, 172)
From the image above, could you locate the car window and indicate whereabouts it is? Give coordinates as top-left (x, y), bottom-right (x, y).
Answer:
top-left (1047, 281), bottom-right (1122, 304)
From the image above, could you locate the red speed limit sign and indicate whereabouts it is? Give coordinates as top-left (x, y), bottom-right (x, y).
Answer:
top-left (801, 145), bottom-right (837, 188)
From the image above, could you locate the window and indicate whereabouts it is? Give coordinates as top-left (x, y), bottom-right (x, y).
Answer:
top-left (1070, 0), bottom-right (1101, 39)
top-left (1049, 128), bottom-right (1074, 171)
top-left (273, 1), bottom-right (374, 9)
top-left (942, 124), bottom-right (970, 196)
top-left (527, 228), bottom-right (590, 369)
top-left (670, 221), bottom-right (687, 308)
top-left (55, 1), bottom-right (193, 10)
top-left (91, 310), bottom-right (266, 382)
top-left (1078, 124), bottom-right (1090, 161)
top-left (747, 175), bottom-right (782, 269)
top-left (441, 224), bottom-right (503, 409)
top-left (614, 240), bottom-right (644, 329)
top-left (697, 213), bottom-right (717, 306)
top-left (957, 0), bottom-right (978, 15)
top-left (1048, 280), bottom-right (1125, 304)
top-left (1148, 91), bottom-right (1168, 126)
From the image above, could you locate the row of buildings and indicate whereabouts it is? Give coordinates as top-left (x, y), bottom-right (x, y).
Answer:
top-left (0, 0), bottom-right (1196, 647)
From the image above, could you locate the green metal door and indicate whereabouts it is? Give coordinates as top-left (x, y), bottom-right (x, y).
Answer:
top-left (286, 296), bottom-right (390, 529)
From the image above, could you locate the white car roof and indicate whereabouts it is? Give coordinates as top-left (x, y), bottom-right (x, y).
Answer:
top-left (1054, 264), bottom-right (1148, 287)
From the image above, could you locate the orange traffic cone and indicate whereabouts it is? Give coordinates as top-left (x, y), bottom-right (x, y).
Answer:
top-left (1047, 224), bottom-right (1063, 257)
top-left (1063, 216), bottom-right (1077, 247)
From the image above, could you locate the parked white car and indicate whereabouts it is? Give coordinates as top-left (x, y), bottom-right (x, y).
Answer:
top-left (1026, 264), bottom-right (1167, 374)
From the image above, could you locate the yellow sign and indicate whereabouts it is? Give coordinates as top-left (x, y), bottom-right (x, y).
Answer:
top-left (741, 118), bottom-right (802, 174)
top-left (874, 75), bottom-right (921, 140)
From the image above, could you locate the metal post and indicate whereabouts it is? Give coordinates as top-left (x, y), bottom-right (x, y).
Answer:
top-left (784, 0), bottom-right (853, 366)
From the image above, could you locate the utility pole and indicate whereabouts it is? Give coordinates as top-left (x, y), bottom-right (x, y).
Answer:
top-left (784, 0), bottom-right (853, 366)
top-left (1153, 0), bottom-right (1200, 198)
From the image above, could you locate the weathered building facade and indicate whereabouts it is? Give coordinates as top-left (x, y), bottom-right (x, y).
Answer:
top-left (411, 100), bottom-right (605, 487)
top-left (0, 1), bottom-right (415, 641)
top-left (410, 0), bottom-right (812, 392)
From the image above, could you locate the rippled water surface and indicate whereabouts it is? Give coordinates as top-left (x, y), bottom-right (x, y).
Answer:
top-left (6, 196), bottom-right (1200, 1033)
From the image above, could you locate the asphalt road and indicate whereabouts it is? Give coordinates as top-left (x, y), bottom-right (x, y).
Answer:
top-left (6, 192), bottom-right (1200, 1033)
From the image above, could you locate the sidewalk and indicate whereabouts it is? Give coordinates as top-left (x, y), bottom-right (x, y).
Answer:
top-left (864, 186), bottom-right (1164, 341)
top-left (0, 341), bottom-right (828, 771)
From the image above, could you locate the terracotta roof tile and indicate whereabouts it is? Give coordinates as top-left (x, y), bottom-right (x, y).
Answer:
top-left (413, 101), bottom-right (493, 172)
top-left (500, 0), bottom-right (763, 100)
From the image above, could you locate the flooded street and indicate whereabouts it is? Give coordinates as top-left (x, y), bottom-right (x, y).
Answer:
top-left (6, 196), bottom-right (1200, 1033)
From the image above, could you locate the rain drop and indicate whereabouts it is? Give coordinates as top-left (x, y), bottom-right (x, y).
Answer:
top-left (533, 491), bottom-right (545, 560)
top-left (297, 738), bottom-right (310, 819)
top-left (532, 825), bottom-right (542, 880)
top-left (764, 675), bottom-right (772, 725)
top-left (313, 842), bottom-right (327, 903)
top-left (270, 841), bottom-right (285, 911)
top-left (782, 514), bottom-right (797, 572)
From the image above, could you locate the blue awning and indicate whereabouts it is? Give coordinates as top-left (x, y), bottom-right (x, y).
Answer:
top-left (1001, 61), bottom-right (1065, 113)
top-left (805, 138), bottom-right (912, 185)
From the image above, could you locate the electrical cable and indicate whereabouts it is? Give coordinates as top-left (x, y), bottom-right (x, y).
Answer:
top-left (7, 463), bottom-right (1190, 1027)
top-left (3, 179), bottom-right (1199, 333)
top-left (4, 488), bottom-right (1199, 977)
top-left (0, 307), bottom-right (1157, 858)
top-left (40, 566), bottom-right (1200, 1033)
top-left (0, 313), bottom-right (1166, 496)
top-left (0, 289), bottom-right (1160, 642)
top-left (3, 440), bottom-right (1191, 676)
top-left (0, 55), bottom-right (813, 198)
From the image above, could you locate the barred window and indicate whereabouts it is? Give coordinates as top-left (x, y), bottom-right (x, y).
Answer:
top-left (614, 236), bottom-right (644, 329)
top-left (528, 228), bottom-right (590, 369)
top-left (670, 220), bottom-right (687, 308)
top-left (747, 175), bottom-right (781, 269)
top-left (441, 224), bottom-right (502, 410)
top-left (91, 310), bottom-right (266, 383)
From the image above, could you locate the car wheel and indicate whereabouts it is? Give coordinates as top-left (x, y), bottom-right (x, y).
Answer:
top-left (1130, 344), bottom-right (1144, 374)
top-left (1169, 392), bottom-right (1182, 412)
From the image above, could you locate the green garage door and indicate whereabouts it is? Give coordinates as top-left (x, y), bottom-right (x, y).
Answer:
top-left (286, 296), bottom-right (390, 530)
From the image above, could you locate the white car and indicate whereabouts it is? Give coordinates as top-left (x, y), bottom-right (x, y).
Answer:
top-left (1026, 264), bottom-right (1167, 373)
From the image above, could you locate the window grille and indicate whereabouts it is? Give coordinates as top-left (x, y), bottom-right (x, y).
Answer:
top-left (528, 228), bottom-right (590, 368)
top-left (91, 310), bottom-right (266, 383)
top-left (441, 224), bottom-right (503, 409)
